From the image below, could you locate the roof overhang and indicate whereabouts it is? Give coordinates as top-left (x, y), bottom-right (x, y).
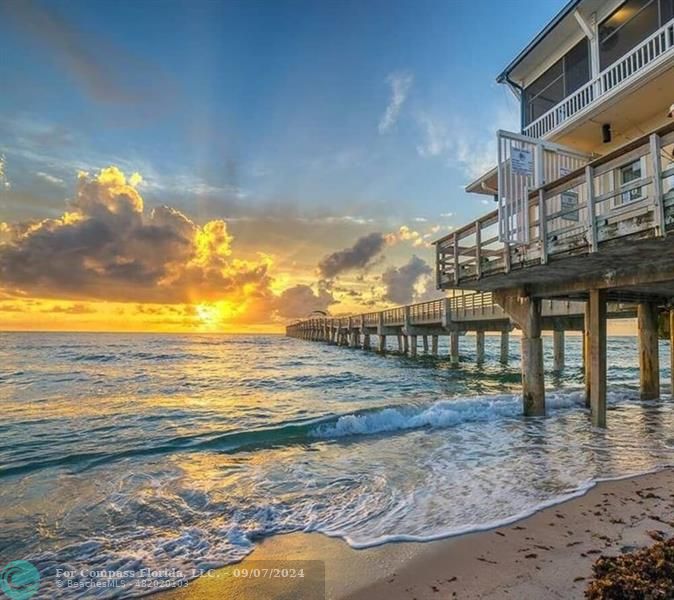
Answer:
top-left (496, 0), bottom-right (607, 87)
top-left (465, 166), bottom-right (498, 196)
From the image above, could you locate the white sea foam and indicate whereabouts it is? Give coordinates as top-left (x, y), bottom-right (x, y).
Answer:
top-left (312, 391), bottom-right (587, 438)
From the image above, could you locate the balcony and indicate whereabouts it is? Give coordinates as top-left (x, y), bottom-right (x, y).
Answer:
top-left (436, 122), bottom-right (674, 296)
top-left (523, 17), bottom-right (674, 141)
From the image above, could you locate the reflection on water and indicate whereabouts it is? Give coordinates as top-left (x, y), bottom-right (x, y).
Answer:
top-left (0, 332), bottom-right (673, 598)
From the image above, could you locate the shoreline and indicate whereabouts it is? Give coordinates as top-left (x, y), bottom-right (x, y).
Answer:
top-left (160, 466), bottom-right (674, 599)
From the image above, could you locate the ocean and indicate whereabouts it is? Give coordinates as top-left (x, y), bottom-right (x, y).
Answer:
top-left (1, 331), bottom-right (674, 598)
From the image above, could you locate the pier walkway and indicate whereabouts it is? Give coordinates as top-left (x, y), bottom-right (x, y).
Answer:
top-left (286, 292), bottom-right (635, 370)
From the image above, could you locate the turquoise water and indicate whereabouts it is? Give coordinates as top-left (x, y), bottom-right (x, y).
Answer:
top-left (1, 332), bottom-right (674, 598)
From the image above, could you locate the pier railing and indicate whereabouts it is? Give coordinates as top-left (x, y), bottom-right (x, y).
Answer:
top-left (523, 18), bottom-right (674, 139)
top-left (286, 293), bottom-right (635, 338)
top-left (436, 122), bottom-right (674, 287)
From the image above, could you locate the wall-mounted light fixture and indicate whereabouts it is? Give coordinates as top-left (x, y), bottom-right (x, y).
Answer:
top-left (602, 123), bottom-right (612, 144)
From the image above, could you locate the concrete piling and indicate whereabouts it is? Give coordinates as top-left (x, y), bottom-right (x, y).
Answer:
top-left (637, 302), bottom-right (660, 400)
top-left (450, 331), bottom-right (460, 366)
top-left (476, 331), bottom-right (485, 364)
top-left (409, 335), bottom-right (417, 358)
top-left (670, 309), bottom-right (674, 396)
top-left (589, 289), bottom-right (607, 428)
top-left (553, 329), bottom-right (565, 371)
top-left (584, 303), bottom-right (591, 408)
top-left (500, 330), bottom-right (509, 364)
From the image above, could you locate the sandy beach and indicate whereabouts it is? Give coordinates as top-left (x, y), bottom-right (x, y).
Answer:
top-left (161, 467), bottom-right (674, 600)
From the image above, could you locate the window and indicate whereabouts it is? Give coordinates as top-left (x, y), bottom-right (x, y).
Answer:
top-left (523, 40), bottom-right (590, 126)
top-left (599, 0), bottom-right (674, 70)
top-left (618, 160), bottom-right (643, 204)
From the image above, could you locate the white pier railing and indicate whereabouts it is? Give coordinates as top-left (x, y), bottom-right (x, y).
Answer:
top-left (524, 18), bottom-right (674, 139)
top-left (436, 123), bottom-right (674, 288)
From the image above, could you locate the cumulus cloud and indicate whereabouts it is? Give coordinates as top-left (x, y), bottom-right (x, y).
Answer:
top-left (381, 255), bottom-right (432, 305)
top-left (387, 225), bottom-right (429, 248)
top-left (0, 166), bottom-right (273, 308)
top-left (318, 232), bottom-right (387, 279)
top-left (274, 284), bottom-right (336, 319)
top-left (378, 71), bottom-right (413, 134)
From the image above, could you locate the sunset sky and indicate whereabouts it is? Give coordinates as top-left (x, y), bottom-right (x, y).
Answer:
top-left (0, 0), bottom-right (565, 332)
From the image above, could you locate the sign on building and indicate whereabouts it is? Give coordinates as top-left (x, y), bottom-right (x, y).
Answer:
top-left (560, 190), bottom-right (579, 221)
top-left (511, 148), bottom-right (533, 177)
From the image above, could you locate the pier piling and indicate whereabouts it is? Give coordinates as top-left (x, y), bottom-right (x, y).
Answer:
top-left (476, 331), bottom-right (485, 364)
top-left (671, 309), bottom-right (674, 396)
top-left (500, 330), bottom-right (509, 364)
top-left (584, 303), bottom-right (591, 408)
top-left (637, 302), bottom-right (660, 400)
top-left (553, 329), bottom-right (565, 371)
top-left (589, 290), bottom-right (607, 428)
top-left (450, 332), bottom-right (459, 365)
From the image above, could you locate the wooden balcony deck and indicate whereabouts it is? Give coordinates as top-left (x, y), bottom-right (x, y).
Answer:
top-left (436, 122), bottom-right (674, 302)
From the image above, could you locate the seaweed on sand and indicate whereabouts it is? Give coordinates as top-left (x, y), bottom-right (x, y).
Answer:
top-left (585, 537), bottom-right (674, 599)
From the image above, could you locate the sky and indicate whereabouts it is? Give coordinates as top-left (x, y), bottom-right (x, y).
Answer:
top-left (0, 0), bottom-right (566, 332)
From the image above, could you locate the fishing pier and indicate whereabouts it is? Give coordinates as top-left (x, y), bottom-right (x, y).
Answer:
top-left (289, 1), bottom-right (674, 427)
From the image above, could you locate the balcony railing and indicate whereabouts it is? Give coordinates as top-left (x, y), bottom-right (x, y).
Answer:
top-left (436, 122), bottom-right (674, 287)
top-left (523, 18), bottom-right (674, 140)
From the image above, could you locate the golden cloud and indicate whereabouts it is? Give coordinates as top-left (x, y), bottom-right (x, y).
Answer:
top-left (0, 166), bottom-right (334, 325)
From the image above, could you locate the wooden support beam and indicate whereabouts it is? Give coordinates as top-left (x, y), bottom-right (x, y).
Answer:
top-left (553, 329), bottom-right (565, 371)
top-left (409, 335), bottom-right (417, 357)
top-left (638, 302), bottom-right (660, 400)
top-left (397, 334), bottom-right (403, 353)
top-left (500, 330), bottom-right (509, 364)
top-left (378, 334), bottom-right (386, 354)
top-left (476, 331), bottom-right (485, 364)
top-left (450, 332), bottom-right (460, 365)
top-left (422, 335), bottom-right (429, 354)
top-left (671, 310), bottom-right (674, 397)
top-left (431, 335), bottom-right (439, 356)
top-left (363, 333), bottom-right (371, 351)
top-left (584, 303), bottom-right (591, 408)
top-left (589, 289), bottom-right (607, 428)
top-left (403, 335), bottom-right (409, 355)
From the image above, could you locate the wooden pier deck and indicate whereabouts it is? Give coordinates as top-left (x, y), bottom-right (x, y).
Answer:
top-left (286, 292), bottom-right (635, 369)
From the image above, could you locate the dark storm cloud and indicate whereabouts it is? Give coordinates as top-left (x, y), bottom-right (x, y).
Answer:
top-left (274, 284), bottom-right (336, 319)
top-left (381, 255), bottom-right (432, 305)
top-left (318, 232), bottom-right (387, 279)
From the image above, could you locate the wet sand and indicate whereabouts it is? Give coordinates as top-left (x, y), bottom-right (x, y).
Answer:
top-left (161, 467), bottom-right (674, 600)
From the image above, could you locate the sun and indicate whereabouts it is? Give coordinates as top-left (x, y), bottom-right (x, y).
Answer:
top-left (195, 303), bottom-right (222, 330)
top-left (195, 301), bottom-right (241, 330)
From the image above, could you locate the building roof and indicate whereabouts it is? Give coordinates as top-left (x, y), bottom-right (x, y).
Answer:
top-left (496, 0), bottom-right (582, 84)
